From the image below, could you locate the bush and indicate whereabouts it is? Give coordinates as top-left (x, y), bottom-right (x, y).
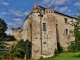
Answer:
top-left (11, 39), bottom-right (32, 59)
top-left (6, 35), bottom-right (16, 41)
top-left (54, 42), bottom-right (63, 56)
top-left (68, 43), bottom-right (77, 52)
top-left (68, 41), bottom-right (80, 52)
top-left (25, 39), bottom-right (32, 58)
top-left (54, 49), bottom-right (58, 56)
top-left (11, 39), bottom-right (25, 58)
top-left (57, 42), bottom-right (63, 54)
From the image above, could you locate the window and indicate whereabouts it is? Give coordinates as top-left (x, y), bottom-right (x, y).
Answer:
top-left (56, 24), bottom-right (58, 27)
top-left (43, 23), bottom-right (46, 31)
top-left (44, 10), bottom-right (46, 14)
top-left (65, 29), bottom-right (68, 35)
top-left (64, 18), bottom-right (68, 24)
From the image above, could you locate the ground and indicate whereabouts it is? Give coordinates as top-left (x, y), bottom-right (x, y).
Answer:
top-left (38, 52), bottom-right (80, 60)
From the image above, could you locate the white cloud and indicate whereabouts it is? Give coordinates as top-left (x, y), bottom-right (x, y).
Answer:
top-left (54, 6), bottom-right (59, 10)
top-left (12, 18), bottom-right (23, 25)
top-left (10, 10), bottom-right (23, 17)
top-left (59, 6), bottom-right (68, 12)
top-left (74, 1), bottom-right (80, 6)
top-left (68, 9), bottom-right (71, 12)
top-left (9, 9), bottom-right (29, 17)
top-left (42, 0), bottom-right (69, 7)
top-left (8, 18), bottom-right (23, 28)
top-left (5, 29), bottom-right (12, 35)
top-left (0, 12), bottom-right (9, 15)
top-left (0, 1), bottom-right (9, 6)
top-left (8, 22), bottom-right (17, 28)
top-left (58, 6), bottom-right (71, 13)
top-left (12, 18), bottom-right (22, 22)
top-left (8, 22), bottom-right (23, 29)
top-left (23, 12), bottom-right (29, 16)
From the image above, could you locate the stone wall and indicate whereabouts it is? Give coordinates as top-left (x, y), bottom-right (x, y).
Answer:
top-left (12, 6), bottom-right (77, 59)
top-left (54, 13), bottom-right (76, 50)
top-left (12, 27), bottom-right (22, 41)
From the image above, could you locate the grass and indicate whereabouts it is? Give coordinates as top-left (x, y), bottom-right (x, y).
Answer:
top-left (39, 52), bottom-right (80, 60)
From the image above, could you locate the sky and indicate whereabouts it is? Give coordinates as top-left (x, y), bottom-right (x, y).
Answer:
top-left (0, 0), bottom-right (80, 35)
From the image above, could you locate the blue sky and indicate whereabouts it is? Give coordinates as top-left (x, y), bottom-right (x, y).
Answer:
top-left (0, 0), bottom-right (80, 35)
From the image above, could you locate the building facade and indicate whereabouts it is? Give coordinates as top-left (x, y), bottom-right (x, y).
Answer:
top-left (12, 3), bottom-right (77, 59)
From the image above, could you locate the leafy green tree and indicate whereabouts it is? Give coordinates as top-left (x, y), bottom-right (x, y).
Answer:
top-left (6, 35), bottom-right (16, 41)
top-left (11, 39), bottom-right (32, 59)
top-left (0, 41), bottom-right (9, 59)
top-left (68, 13), bottom-right (80, 52)
top-left (25, 39), bottom-right (32, 58)
top-left (0, 18), bottom-right (9, 59)
top-left (0, 18), bottom-right (7, 33)
top-left (0, 18), bottom-right (7, 41)
top-left (0, 18), bottom-right (15, 41)
top-left (12, 39), bottom-right (25, 58)
top-left (74, 16), bottom-right (80, 42)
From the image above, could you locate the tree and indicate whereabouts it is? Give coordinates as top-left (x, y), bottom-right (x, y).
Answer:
top-left (0, 18), bottom-right (7, 41)
top-left (74, 16), bottom-right (80, 42)
top-left (25, 39), bottom-right (32, 58)
top-left (68, 12), bottom-right (80, 52)
top-left (0, 18), bottom-right (15, 41)
top-left (0, 18), bottom-right (7, 33)
top-left (6, 35), bottom-right (16, 41)
top-left (12, 39), bottom-right (25, 58)
top-left (11, 39), bottom-right (32, 59)
top-left (0, 18), bottom-right (9, 59)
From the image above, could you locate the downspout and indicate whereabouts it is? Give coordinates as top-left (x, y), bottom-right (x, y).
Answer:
top-left (39, 9), bottom-right (43, 56)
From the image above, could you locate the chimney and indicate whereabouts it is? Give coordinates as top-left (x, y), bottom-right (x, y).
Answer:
top-left (34, 2), bottom-right (37, 8)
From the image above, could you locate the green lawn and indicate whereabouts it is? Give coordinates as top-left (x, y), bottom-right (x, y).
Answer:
top-left (39, 52), bottom-right (80, 60)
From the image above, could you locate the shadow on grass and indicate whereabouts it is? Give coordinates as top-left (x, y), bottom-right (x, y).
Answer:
top-left (73, 55), bottom-right (80, 58)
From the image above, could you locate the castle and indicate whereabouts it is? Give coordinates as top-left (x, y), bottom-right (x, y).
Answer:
top-left (12, 3), bottom-right (77, 59)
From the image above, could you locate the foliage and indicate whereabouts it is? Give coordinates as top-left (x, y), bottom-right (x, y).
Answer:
top-left (0, 18), bottom-right (15, 41)
top-left (0, 18), bottom-right (9, 59)
top-left (0, 41), bottom-right (9, 59)
top-left (74, 16), bottom-right (80, 42)
top-left (11, 39), bottom-right (32, 59)
top-left (0, 18), bottom-right (7, 33)
top-left (6, 35), bottom-right (16, 41)
top-left (68, 15), bottom-right (80, 52)
top-left (25, 39), bottom-right (32, 58)
top-left (12, 39), bottom-right (25, 58)
top-left (54, 49), bottom-right (58, 56)
top-left (57, 42), bottom-right (63, 53)
top-left (0, 33), bottom-right (7, 41)
top-left (68, 43), bottom-right (77, 52)
top-left (54, 42), bottom-right (63, 56)
top-left (0, 34), bottom-right (15, 41)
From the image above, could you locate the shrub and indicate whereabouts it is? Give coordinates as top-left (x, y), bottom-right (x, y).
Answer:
top-left (11, 39), bottom-right (32, 59)
top-left (54, 42), bottom-right (63, 56)
top-left (68, 41), bottom-right (80, 52)
top-left (57, 42), bottom-right (63, 54)
top-left (54, 49), bottom-right (58, 56)
top-left (68, 43), bottom-right (77, 52)
top-left (25, 39), bottom-right (32, 58)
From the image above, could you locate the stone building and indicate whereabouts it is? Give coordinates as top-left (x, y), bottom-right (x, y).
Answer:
top-left (12, 27), bottom-right (23, 41)
top-left (12, 3), bottom-right (77, 59)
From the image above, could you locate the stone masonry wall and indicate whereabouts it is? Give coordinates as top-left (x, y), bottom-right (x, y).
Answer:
top-left (19, 6), bottom-right (77, 59)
